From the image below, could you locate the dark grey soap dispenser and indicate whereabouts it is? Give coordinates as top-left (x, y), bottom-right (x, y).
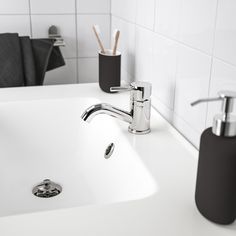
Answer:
top-left (191, 90), bottom-right (236, 225)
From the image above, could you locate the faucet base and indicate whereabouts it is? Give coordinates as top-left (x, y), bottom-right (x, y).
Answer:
top-left (128, 127), bottom-right (151, 135)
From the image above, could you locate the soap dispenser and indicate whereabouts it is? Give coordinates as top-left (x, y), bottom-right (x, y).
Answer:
top-left (191, 90), bottom-right (236, 225)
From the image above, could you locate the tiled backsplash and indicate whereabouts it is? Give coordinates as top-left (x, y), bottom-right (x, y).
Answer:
top-left (0, 0), bottom-right (111, 85)
top-left (111, 0), bottom-right (236, 148)
top-left (1, 0), bottom-right (236, 149)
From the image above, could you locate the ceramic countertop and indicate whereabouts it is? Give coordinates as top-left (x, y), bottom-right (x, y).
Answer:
top-left (0, 83), bottom-right (235, 236)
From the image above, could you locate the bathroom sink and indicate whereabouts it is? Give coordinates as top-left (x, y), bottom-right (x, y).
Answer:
top-left (0, 98), bottom-right (157, 217)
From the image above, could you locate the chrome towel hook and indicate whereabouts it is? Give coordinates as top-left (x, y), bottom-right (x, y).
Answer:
top-left (48, 25), bottom-right (66, 47)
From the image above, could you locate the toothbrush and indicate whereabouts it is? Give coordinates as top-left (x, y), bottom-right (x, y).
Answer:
top-left (92, 25), bottom-right (106, 54)
top-left (112, 29), bottom-right (120, 55)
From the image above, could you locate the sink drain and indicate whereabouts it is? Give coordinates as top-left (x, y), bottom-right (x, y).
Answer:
top-left (32, 179), bottom-right (62, 198)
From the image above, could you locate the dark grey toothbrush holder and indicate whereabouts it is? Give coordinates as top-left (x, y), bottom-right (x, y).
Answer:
top-left (99, 50), bottom-right (121, 93)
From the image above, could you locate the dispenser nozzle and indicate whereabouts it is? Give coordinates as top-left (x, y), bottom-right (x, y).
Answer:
top-left (190, 90), bottom-right (236, 137)
top-left (191, 97), bottom-right (221, 107)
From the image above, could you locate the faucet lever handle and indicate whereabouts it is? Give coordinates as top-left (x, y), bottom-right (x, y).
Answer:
top-left (110, 81), bottom-right (152, 101)
top-left (110, 85), bottom-right (132, 93)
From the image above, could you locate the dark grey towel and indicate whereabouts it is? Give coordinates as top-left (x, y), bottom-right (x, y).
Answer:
top-left (0, 33), bottom-right (24, 87)
top-left (20, 36), bottom-right (37, 86)
top-left (0, 33), bottom-right (65, 87)
top-left (30, 38), bottom-right (65, 85)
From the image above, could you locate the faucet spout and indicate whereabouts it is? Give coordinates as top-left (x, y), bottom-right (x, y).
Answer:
top-left (81, 103), bottom-right (132, 124)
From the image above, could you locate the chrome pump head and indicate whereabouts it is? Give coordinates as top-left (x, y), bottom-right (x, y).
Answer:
top-left (191, 90), bottom-right (236, 137)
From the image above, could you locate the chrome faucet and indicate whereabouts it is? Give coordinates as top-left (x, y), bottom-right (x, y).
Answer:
top-left (81, 82), bottom-right (152, 134)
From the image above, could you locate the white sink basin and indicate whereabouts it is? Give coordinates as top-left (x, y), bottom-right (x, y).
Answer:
top-left (0, 98), bottom-right (157, 217)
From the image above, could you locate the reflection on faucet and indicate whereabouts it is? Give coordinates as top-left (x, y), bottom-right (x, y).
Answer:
top-left (81, 82), bottom-right (152, 135)
top-left (81, 103), bottom-right (132, 124)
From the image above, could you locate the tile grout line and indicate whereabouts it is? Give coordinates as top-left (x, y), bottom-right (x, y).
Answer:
top-left (28, 0), bottom-right (33, 37)
top-left (0, 13), bottom-right (110, 16)
top-left (170, 0), bottom-right (183, 127)
top-left (133, 0), bottom-right (138, 82)
top-left (75, 0), bottom-right (79, 84)
top-left (213, 56), bottom-right (236, 68)
top-left (204, 0), bottom-right (219, 129)
top-left (153, 0), bottom-right (158, 31)
top-left (0, 13), bottom-right (31, 15)
top-left (109, 0), bottom-right (112, 48)
top-left (171, 39), bottom-right (180, 127)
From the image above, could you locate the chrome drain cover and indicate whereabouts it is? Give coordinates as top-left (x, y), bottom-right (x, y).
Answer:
top-left (32, 179), bottom-right (62, 198)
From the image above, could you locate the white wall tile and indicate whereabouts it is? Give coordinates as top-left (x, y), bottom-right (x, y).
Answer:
top-left (0, 15), bottom-right (31, 36)
top-left (173, 112), bottom-right (201, 148)
top-left (214, 0), bottom-right (236, 65)
top-left (111, 0), bottom-right (136, 23)
top-left (77, 0), bottom-right (110, 14)
top-left (135, 26), bottom-right (153, 82)
top-left (78, 58), bottom-right (98, 83)
top-left (152, 96), bottom-right (174, 124)
top-left (207, 59), bottom-right (236, 127)
top-left (156, 0), bottom-right (217, 54)
top-left (44, 59), bottom-right (77, 85)
top-left (111, 16), bottom-right (136, 76)
top-left (179, 0), bottom-right (217, 54)
top-left (121, 69), bottom-right (134, 83)
top-left (31, 15), bottom-right (77, 59)
top-left (0, 0), bottom-right (29, 14)
top-left (136, 0), bottom-right (155, 30)
top-left (77, 15), bottom-right (110, 57)
top-left (30, 0), bottom-right (75, 14)
top-left (174, 45), bottom-right (211, 134)
top-left (155, 0), bottom-right (181, 39)
top-left (152, 34), bottom-right (177, 109)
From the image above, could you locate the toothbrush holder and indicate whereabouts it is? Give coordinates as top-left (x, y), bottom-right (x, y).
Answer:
top-left (99, 50), bottom-right (121, 93)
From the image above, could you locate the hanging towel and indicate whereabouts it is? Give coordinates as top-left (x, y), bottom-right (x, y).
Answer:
top-left (0, 33), bottom-right (24, 87)
top-left (0, 33), bottom-right (65, 87)
top-left (19, 36), bottom-right (37, 86)
top-left (30, 38), bottom-right (65, 86)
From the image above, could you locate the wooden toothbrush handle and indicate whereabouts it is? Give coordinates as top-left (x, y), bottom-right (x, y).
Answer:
top-left (113, 31), bottom-right (120, 55)
top-left (93, 26), bottom-right (105, 54)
